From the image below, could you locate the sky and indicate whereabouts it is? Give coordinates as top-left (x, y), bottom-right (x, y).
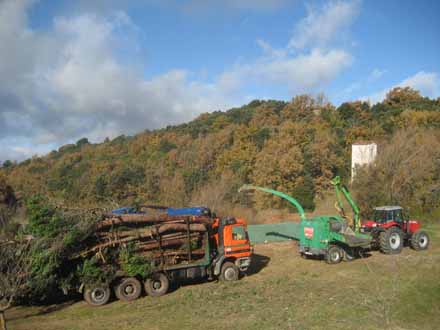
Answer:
top-left (0, 0), bottom-right (439, 162)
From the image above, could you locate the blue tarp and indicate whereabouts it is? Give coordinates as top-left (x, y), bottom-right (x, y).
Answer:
top-left (167, 207), bottom-right (211, 217)
top-left (111, 207), bottom-right (139, 215)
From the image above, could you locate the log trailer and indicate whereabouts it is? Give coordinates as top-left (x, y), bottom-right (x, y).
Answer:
top-left (78, 208), bottom-right (252, 306)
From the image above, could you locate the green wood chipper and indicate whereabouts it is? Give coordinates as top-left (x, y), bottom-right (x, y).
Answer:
top-left (239, 184), bottom-right (371, 264)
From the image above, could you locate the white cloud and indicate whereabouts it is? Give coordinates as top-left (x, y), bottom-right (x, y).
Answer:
top-left (0, 1), bottom-right (238, 161)
top-left (0, 0), bottom-right (358, 161)
top-left (288, 0), bottom-right (361, 50)
top-left (400, 71), bottom-right (439, 97)
top-left (259, 49), bottom-right (352, 90)
top-left (216, 48), bottom-right (352, 96)
top-left (361, 71), bottom-right (440, 104)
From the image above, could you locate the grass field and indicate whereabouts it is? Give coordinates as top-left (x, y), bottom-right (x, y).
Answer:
top-left (7, 223), bottom-right (440, 330)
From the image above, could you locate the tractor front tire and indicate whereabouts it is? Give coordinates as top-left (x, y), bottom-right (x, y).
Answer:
top-left (326, 245), bottom-right (343, 264)
top-left (83, 285), bottom-right (111, 306)
top-left (144, 273), bottom-right (169, 297)
top-left (410, 230), bottom-right (430, 251)
top-left (114, 277), bottom-right (142, 302)
top-left (220, 262), bottom-right (239, 281)
top-left (379, 227), bottom-right (403, 254)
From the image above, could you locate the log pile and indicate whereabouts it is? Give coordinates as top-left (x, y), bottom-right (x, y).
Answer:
top-left (77, 213), bottom-right (214, 267)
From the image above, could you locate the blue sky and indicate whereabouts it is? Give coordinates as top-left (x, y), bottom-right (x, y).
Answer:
top-left (0, 0), bottom-right (439, 161)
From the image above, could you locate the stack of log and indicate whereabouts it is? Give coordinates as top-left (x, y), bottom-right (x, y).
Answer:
top-left (77, 212), bottom-right (214, 266)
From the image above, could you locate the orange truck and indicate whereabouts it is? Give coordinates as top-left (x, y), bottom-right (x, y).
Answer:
top-left (82, 216), bottom-right (252, 306)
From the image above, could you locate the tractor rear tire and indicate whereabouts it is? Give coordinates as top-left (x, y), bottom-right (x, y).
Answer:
top-left (144, 273), bottom-right (169, 297)
top-left (220, 262), bottom-right (239, 281)
top-left (410, 230), bottom-right (430, 251)
top-left (83, 285), bottom-right (111, 306)
top-left (326, 245), bottom-right (343, 264)
top-left (114, 277), bottom-right (142, 302)
top-left (379, 227), bottom-right (403, 254)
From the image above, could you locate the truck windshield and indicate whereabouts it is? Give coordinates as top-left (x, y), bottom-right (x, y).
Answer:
top-left (232, 225), bottom-right (246, 240)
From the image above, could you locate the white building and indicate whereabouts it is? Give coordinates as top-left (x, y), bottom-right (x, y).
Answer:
top-left (351, 142), bottom-right (377, 179)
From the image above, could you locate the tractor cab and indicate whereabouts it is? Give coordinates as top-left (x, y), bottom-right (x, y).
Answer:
top-left (372, 206), bottom-right (405, 224)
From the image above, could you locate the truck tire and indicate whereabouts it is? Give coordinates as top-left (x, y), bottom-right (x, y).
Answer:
top-left (220, 261), bottom-right (239, 281)
top-left (114, 277), bottom-right (142, 302)
top-left (144, 273), bottom-right (169, 297)
top-left (326, 245), bottom-right (343, 264)
top-left (410, 230), bottom-right (430, 251)
top-left (83, 285), bottom-right (111, 306)
top-left (379, 227), bottom-right (403, 254)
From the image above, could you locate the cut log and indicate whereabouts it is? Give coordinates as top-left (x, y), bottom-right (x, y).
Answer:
top-left (153, 223), bottom-right (206, 235)
top-left (97, 214), bottom-right (212, 229)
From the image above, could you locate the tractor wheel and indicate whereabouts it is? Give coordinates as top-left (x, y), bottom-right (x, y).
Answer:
top-left (410, 230), bottom-right (430, 251)
top-left (114, 277), bottom-right (142, 302)
top-left (144, 273), bottom-right (169, 297)
top-left (379, 227), bottom-right (403, 254)
top-left (83, 285), bottom-right (111, 306)
top-left (220, 262), bottom-right (239, 281)
top-left (326, 245), bottom-right (343, 264)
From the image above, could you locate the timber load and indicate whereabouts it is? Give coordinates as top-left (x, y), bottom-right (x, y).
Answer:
top-left (75, 211), bottom-right (214, 267)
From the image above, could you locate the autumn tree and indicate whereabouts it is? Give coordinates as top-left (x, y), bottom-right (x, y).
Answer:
top-left (353, 128), bottom-right (440, 217)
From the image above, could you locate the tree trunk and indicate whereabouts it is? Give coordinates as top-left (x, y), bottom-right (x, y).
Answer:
top-left (0, 310), bottom-right (7, 330)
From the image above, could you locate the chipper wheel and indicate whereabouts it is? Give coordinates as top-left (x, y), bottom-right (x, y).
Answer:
top-left (326, 245), bottom-right (343, 264)
top-left (83, 285), bottom-right (111, 306)
top-left (220, 261), bottom-right (240, 281)
top-left (114, 277), bottom-right (142, 302)
top-left (410, 230), bottom-right (430, 251)
top-left (379, 227), bottom-right (403, 254)
top-left (144, 273), bottom-right (169, 297)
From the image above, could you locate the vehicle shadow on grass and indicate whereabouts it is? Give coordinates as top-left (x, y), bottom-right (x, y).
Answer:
top-left (245, 253), bottom-right (271, 277)
top-left (8, 295), bottom-right (79, 321)
top-left (170, 254), bottom-right (271, 292)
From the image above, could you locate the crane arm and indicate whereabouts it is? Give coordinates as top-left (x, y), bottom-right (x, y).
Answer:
top-left (330, 176), bottom-right (361, 232)
top-left (239, 185), bottom-right (307, 221)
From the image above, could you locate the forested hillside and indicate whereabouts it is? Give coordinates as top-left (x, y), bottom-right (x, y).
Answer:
top-left (1, 87), bottom-right (440, 216)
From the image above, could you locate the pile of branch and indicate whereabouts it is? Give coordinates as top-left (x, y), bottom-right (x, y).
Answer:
top-left (75, 213), bottom-right (213, 265)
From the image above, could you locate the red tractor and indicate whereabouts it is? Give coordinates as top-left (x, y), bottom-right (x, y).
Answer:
top-left (361, 206), bottom-right (430, 254)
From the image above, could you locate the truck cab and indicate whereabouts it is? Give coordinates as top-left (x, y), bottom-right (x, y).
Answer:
top-left (211, 217), bottom-right (252, 279)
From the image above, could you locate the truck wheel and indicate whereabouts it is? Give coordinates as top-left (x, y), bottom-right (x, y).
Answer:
top-left (326, 245), bottom-right (343, 264)
top-left (410, 230), bottom-right (430, 251)
top-left (114, 277), bottom-right (142, 302)
top-left (379, 227), bottom-right (403, 254)
top-left (144, 273), bottom-right (169, 297)
top-left (220, 262), bottom-right (239, 281)
top-left (83, 285), bottom-right (111, 306)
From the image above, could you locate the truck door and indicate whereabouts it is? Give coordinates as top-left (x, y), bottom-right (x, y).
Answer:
top-left (223, 224), bottom-right (251, 256)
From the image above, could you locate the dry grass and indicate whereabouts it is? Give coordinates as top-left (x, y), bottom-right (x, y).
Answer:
top-left (7, 223), bottom-right (440, 330)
